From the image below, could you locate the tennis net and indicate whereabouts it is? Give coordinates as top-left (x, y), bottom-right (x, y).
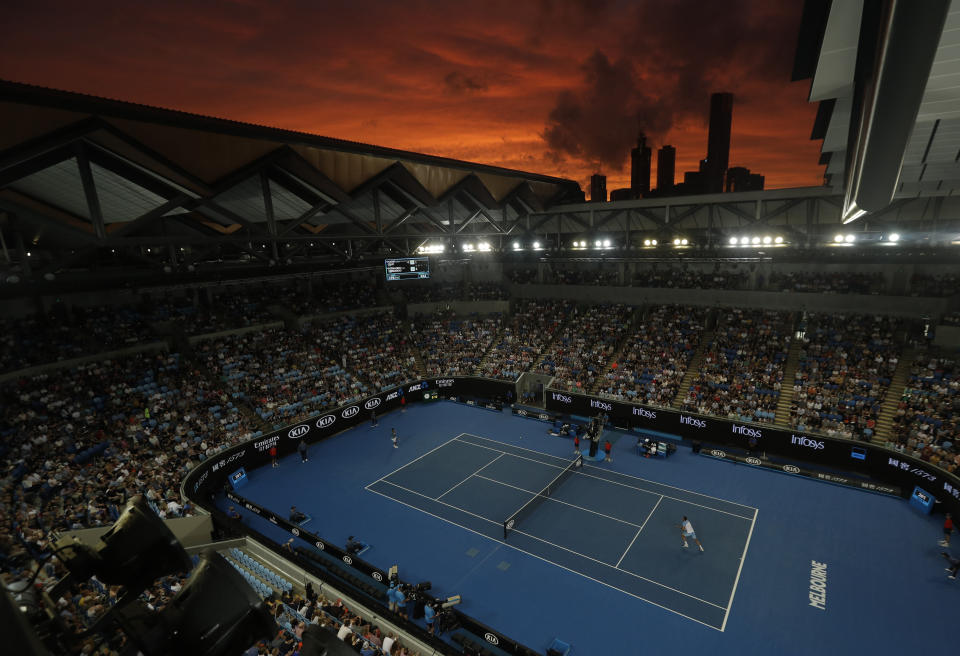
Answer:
top-left (503, 453), bottom-right (583, 539)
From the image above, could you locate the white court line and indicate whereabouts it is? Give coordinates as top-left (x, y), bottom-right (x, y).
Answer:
top-left (616, 496), bottom-right (663, 568)
top-left (456, 437), bottom-right (752, 520)
top-left (461, 432), bottom-right (756, 511)
top-left (473, 474), bottom-right (643, 528)
top-left (374, 478), bottom-right (725, 611)
top-left (371, 434), bottom-right (466, 485)
top-left (363, 483), bottom-right (724, 632)
top-left (721, 507), bottom-right (758, 632)
top-left (436, 454), bottom-right (504, 501)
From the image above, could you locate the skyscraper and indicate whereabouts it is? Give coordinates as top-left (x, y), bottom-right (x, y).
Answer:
top-left (657, 145), bottom-right (675, 193)
top-left (590, 173), bottom-right (607, 202)
top-left (630, 132), bottom-right (652, 196)
top-left (704, 92), bottom-right (733, 193)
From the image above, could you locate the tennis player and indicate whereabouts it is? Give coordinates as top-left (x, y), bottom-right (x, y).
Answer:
top-left (680, 516), bottom-right (704, 551)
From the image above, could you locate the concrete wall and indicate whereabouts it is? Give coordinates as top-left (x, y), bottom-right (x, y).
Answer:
top-left (187, 321), bottom-right (285, 345)
top-left (511, 283), bottom-right (951, 317)
top-left (934, 325), bottom-right (960, 349)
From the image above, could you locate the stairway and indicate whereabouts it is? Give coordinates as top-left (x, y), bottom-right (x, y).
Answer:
top-left (671, 330), bottom-right (714, 408)
top-left (773, 339), bottom-right (804, 427)
top-left (871, 348), bottom-right (916, 444)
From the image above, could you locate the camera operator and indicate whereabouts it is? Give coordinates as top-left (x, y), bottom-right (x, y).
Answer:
top-left (424, 600), bottom-right (436, 634)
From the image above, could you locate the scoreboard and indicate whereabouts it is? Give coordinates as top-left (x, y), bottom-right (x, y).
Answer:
top-left (385, 257), bottom-right (430, 281)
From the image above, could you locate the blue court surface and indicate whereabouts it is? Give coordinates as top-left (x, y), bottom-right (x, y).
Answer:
top-left (227, 402), bottom-right (958, 656)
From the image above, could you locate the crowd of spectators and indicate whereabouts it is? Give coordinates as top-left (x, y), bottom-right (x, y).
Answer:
top-left (411, 281), bottom-right (508, 302)
top-left (547, 269), bottom-right (618, 286)
top-left (681, 308), bottom-right (791, 423)
top-left (632, 265), bottom-right (750, 290)
top-left (766, 271), bottom-right (886, 295)
top-left (889, 350), bottom-right (959, 472)
top-left (480, 300), bottom-right (575, 380)
top-left (910, 273), bottom-right (960, 297)
top-left (541, 304), bottom-right (635, 391)
top-left (412, 313), bottom-right (501, 377)
top-left (199, 315), bottom-right (417, 426)
top-left (504, 268), bottom-right (537, 284)
top-left (597, 305), bottom-right (706, 406)
top-left (789, 314), bottom-right (903, 440)
top-left (942, 312), bottom-right (960, 327)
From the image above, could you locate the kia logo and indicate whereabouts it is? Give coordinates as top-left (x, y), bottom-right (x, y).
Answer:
top-left (484, 633), bottom-right (499, 646)
top-left (783, 465), bottom-right (800, 473)
top-left (745, 457), bottom-right (762, 465)
top-left (342, 406), bottom-right (359, 419)
top-left (372, 572), bottom-right (383, 582)
top-left (315, 541), bottom-right (325, 550)
top-left (316, 415), bottom-right (336, 429)
top-left (710, 449), bottom-right (726, 458)
top-left (364, 398), bottom-right (382, 410)
top-left (288, 424), bottom-right (309, 439)
top-left (342, 555), bottom-right (353, 565)
top-left (505, 519), bottom-right (515, 530)
top-left (291, 528), bottom-right (299, 536)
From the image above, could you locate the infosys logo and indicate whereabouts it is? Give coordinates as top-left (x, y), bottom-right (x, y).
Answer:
top-left (633, 407), bottom-right (656, 420)
top-left (590, 399), bottom-right (612, 411)
top-left (791, 434), bottom-right (825, 450)
top-left (364, 398), bottom-right (382, 410)
top-left (552, 392), bottom-right (572, 404)
top-left (288, 424), bottom-right (310, 439)
top-left (680, 415), bottom-right (706, 429)
top-left (316, 414), bottom-right (336, 429)
top-left (732, 424), bottom-right (762, 439)
top-left (341, 406), bottom-right (359, 419)
top-left (437, 378), bottom-right (454, 388)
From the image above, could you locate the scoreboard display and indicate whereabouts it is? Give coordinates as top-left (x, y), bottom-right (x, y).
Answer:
top-left (385, 257), bottom-right (430, 281)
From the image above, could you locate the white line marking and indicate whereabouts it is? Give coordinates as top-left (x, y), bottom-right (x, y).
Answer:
top-left (721, 507), bottom-right (758, 632)
top-left (616, 496), bottom-right (663, 567)
top-left (436, 454), bottom-right (504, 501)
top-left (363, 483), bottom-right (724, 631)
top-left (461, 432), bottom-right (756, 511)
top-left (474, 474), bottom-right (642, 528)
top-left (376, 480), bottom-right (503, 526)
top-left (372, 434), bottom-right (466, 485)
top-left (455, 436), bottom-right (752, 520)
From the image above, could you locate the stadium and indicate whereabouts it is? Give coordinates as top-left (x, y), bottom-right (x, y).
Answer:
top-left (1, 2), bottom-right (959, 655)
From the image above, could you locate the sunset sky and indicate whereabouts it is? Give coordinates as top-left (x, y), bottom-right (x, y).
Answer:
top-left (0, 0), bottom-right (825, 195)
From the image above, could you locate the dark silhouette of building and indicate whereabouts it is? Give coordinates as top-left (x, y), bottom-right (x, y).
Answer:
top-left (704, 92), bottom-right (733, 193)
top-left (725, 166), bottom-right (765, 192)
top-left (590, 173), bottom-right (607, 202)
top-left (656, 145), bottom-right (675, 194)
top-left (630, 132), bottom-right (651, 196)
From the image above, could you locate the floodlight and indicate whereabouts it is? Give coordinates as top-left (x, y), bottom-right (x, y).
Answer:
top-left (774, 236), bottom-right (784, 244)
top-left (681, 238), bottom-right (688, 246)
top-left (59, 495), bottom-right (191, 600)
top-left (888, 233), bottom-right (900, 243)
top-left (762, 236), bottom-right (772, 244)
top-left (603, 239), bottom-right (611, 247)
top-left (673, 238), bottom-right (681, 246)
top-left (513, 241), bottom-right (520, 249)
top-left (740, 237), bottom-right (749, 245)
top-left (834, 234), bottom-right (844, 243)
top-left (650, 239), bottom-right (657, 246)
top-left (751, 237), bottom-right (760, 245)
top-left (844, 234), bottom-right (855, 243)
top-left (728, 237), bottom-right (738, 245)
top-left (533, 241), bottom-right (541, 249)
top-left (142, 550), bottom-right (275, 656)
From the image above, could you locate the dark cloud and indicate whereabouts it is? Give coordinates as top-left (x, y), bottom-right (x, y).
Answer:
top-left (543, 50), bottom-right (670, 170)
top-left (443, 71), bottom-right (488, 95)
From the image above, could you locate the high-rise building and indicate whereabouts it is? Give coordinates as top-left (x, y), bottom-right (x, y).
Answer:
top-left (656, 145), bottom-right (675, 194)
top-left (704, 92), bottom-right (733, 193)
top-left (630, 132), bottom-right (652, 196)
top-left (725, 166), bottom-right (765, 192)
top-left (590, 173), bottom-right (607, 202)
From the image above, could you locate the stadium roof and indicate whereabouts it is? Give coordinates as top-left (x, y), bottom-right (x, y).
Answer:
top-left (793, 0), bottom-right (960, 222)
top-left (0, 79), bottom-right (583, 274)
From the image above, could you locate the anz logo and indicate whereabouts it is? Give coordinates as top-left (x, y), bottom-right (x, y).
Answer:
top-left (288, 425), bottom-right (310, 439)
top-left (341, 406), bottom-right (360, 419)
top-left (316, 414), bottom-right (336, 429)
top-left (385, 390), bottom-right (400, 401)
top-left (364, 398), bottom-right (382, 410)
top-left (783, 465), bottom-right (801, 474)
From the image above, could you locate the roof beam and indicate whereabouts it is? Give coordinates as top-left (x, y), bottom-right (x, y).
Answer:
top-left (75, 144), bottom-right (105, 240)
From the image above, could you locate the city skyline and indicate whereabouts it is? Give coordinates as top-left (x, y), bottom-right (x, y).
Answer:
top-left (0, 1), bottom-right (825, 195)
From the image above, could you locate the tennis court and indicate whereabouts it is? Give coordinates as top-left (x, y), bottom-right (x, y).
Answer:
top-left (365, 432), bottom-right (758, 630)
